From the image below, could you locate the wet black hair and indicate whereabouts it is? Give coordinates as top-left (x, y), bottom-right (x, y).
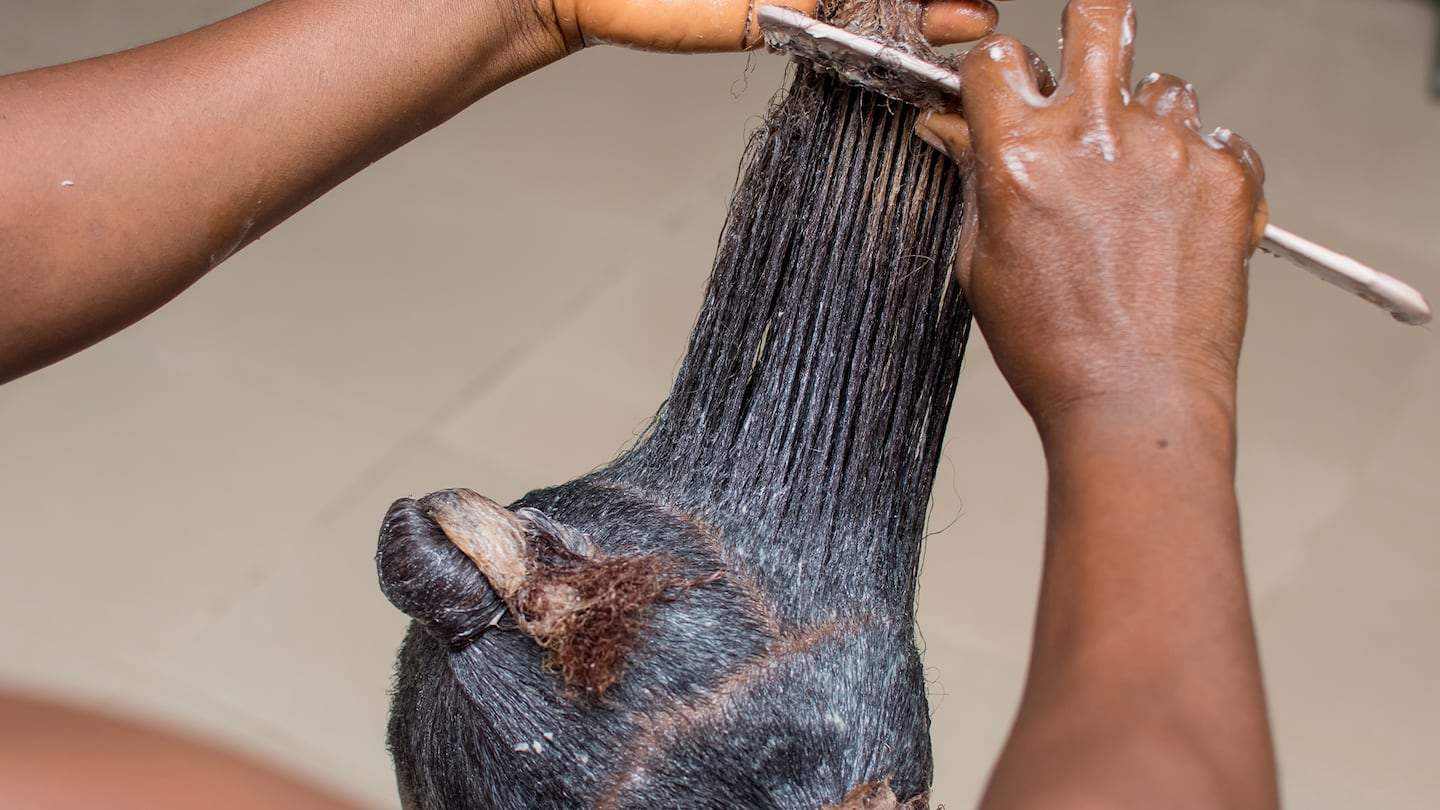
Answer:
top-left (376, 3), bottom-right (971, 806)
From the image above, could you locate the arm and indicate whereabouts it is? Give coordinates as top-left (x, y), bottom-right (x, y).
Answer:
top-left (917, 0), bottom-right (1277, 807)
top-left (0, 0), bottom-right (1001, 385)
top-left (991, 396), bottom-right (1274, 810)
top-left (0, 0), bottom-right (562, 384)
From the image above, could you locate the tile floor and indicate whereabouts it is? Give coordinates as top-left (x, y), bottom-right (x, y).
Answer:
top-left (1, 0), bottom-right (1437, 807)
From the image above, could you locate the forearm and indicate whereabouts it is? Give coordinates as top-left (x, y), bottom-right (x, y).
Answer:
top-left (0, 0), bottom-right (563, 383)
top-left (981, 392), bottom-right (1278, 810)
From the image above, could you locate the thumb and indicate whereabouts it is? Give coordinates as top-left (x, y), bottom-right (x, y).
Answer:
top-left (913, 110), bottom-right (972, 162)
top-left (914, 111), bottom-right (980, 291)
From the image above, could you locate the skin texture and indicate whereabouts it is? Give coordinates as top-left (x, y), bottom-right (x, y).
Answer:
top-left (0, 0), bottom-right (1002, 385)
top-left (915, 1), bottom-right (1278, 809)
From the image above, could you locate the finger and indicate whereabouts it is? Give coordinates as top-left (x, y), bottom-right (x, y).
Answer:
top-left (954, 161), bottom-right (981, 290)
top-left (914, 109), bottom-right (973, 162)
top-left (1210, 129), bottom-right (1269, 252)
top-left (741, 0), bottom-right (819, 49)
top-left (576, 0), bottom-right (818, 52)
top-left (921, 0), bottom-right (999, 46)
top-left (1058, 0), bottom-right (1137, 104)
top-left (1133, 72), bottom-right (1201, 131)
top-left (912, 112), bottom-right (982, 286)
top-left (958, 35), bottom-right (1048, 142)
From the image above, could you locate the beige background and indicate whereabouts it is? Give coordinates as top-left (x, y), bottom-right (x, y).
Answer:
top-left (1, 0), bottom-right (1437, 807)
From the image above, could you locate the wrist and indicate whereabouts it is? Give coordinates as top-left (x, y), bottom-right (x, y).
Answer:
top-left (536, 0), bottom-right (586, 55)
top-left (1035, 383), bottom-right (1237, 468)
top-left (372, 0), bottom-right (570, 110)
top-left (507, 0), bottom-right (576, 64)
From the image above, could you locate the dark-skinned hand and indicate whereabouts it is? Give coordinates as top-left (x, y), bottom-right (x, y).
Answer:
top-left (916, 0), bottom-right (1268, 431)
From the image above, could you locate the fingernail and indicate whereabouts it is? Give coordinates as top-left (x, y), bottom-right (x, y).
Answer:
top-left (915, 120), bottom-right (950, 158)
top-left (914, 115), bottom-right (951, 159)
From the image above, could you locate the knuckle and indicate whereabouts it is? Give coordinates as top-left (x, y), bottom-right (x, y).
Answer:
top-left (971, 33), bottom-right (1025, 59)
top-left (1133, 70), bottom-right (1164, 92)
top-left (961, 35), bottom-right (1026, 79)
top-left (1161, 137), bottom-right (1193, 171)
top-left (1157, 141), bottom-right (1195, 179)
top-left (1125, 119), bottom-right (1191, 168)
top-left (1148, 80), bottom-right (1200, 118)
top-left (1206, 148), bottom-right (1254, 193)
top-left (1157, 74), bottom-right (1193, 96)
top-left (1228, 132), bottom-right (1267, 176)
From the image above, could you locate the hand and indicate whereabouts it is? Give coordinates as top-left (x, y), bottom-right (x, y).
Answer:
top-left (915, 0), bottom-right (1267, 429)
top-left (544, 0), bottom-right (1009, 53)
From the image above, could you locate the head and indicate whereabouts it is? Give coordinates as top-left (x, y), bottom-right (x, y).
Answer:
top-left (375, 3), bottom-right (970, 805)
top-left (378, 480), bottom-right (936, 808)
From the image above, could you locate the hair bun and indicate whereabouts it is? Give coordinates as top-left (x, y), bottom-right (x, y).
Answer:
top-left (376, 497), bottom-right (506, 648)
